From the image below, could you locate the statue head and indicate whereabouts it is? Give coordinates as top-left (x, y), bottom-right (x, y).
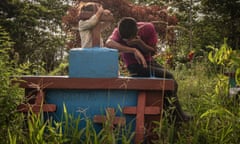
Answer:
top-left (79, 2), bottom-right (101, 20)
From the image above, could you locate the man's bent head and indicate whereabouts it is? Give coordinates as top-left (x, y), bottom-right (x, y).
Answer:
top-left (118, 17), bottom-right (138, 39)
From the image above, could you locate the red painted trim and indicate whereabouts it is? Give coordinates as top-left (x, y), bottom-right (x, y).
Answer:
top-left (14, 76), bottom-right (174, 91)
top-left (17, 104), bottom-right (56, 112)
top-left (135, 91), bottom-right (146, 144)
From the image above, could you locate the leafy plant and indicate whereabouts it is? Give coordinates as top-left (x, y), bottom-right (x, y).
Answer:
top-left (0, 26), bottom-right (25, 143)
top-left (208, 38), bottom-right (236, 72)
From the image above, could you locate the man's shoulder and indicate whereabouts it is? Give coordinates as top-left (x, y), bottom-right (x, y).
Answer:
top-left (108, 27), bottom-right (120, 41)
top-left (137, 22), bottom-right (155, 30)
top-left (137, 22), bottom-right (154, 27)
top-left (137, 22), bottom-right (155, 34)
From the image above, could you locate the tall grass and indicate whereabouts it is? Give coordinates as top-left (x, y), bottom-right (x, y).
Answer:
top-left (7, 63), bottom-right (240, 143)
top-left (7, 104), bottom-right (135, 144)
top-left (4, 37), bottom-right (240, 143)
top-left (159, 41), bottom-right (240, 144)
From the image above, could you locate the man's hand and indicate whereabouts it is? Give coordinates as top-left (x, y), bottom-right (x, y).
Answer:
top-left (133, 49), bottom-right (147, 68)
top-left (105, 39), bottom-right (147, 68)
top-left (126, 36), bottom-right (142, 46)
top-left (125, 36), bottom-right (156, 55)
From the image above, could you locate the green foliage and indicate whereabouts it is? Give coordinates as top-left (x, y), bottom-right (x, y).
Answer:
top-left (61, 104), bottom-right (84, 143)
top-left (8, 129), bottom-right (17, 144)
top-left (200, 0), bottom-right (240, 49)
top-left (48, 61), bottom-right (68, 75)
top-left (208, 38), bottom-right (233, 70)
top-left (26, 111), bottom-right (48, 144)
top-left (0, 26), bottom-right (25, 142)
top-left (171, 39), bottom-right (239, 144)
top-left (3, 39), bottom-right (240, 144)
top-left (1, 0), bottom-right (240, 143)
top-left (7, 104), bottom-right (135, 144)
top-left (157, 54), bottom-right (240, 144)
top-left (236, 68), bottom-right (240, 86)
top-left (208, 38), bottom-right (240, 85)
top-left (0, 0), bottom-right (70, 73)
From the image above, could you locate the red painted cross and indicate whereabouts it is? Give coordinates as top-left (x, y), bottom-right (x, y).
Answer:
top-left (123, 91), bottom-right (162, 144)
top-left (17, 83), bottom-right (56, 114)
top-left (93, 108), bottom-right (126, 131)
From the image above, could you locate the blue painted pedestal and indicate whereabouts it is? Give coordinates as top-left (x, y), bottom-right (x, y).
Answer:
top-left (17, 47), bottom-right (173, 143)
top-left (49, 47), bottom-right (137, 131)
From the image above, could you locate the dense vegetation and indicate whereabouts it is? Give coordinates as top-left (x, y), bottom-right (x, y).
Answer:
top-left (0, 0), bottom-right (239, 143)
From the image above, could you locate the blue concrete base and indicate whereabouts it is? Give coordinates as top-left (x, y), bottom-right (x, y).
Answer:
top-left (45, 89), bottom-right (137, 131)
top-left (69, 48), bottom-right (119, 78)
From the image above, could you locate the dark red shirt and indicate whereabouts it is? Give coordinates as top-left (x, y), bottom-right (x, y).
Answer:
top-left (108, 22), bottom-right (158, 67)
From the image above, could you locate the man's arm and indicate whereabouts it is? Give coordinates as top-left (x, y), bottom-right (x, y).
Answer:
top-left (105, 39), bottom-right (147, 68)
top-left (126, 36), bottom-right (157, 55)
top-left (127, 23), bottom-right (158, 55)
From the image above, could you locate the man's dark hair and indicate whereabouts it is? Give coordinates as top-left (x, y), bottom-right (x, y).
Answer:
top-left (118, 17), bottom-right (138, 39)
